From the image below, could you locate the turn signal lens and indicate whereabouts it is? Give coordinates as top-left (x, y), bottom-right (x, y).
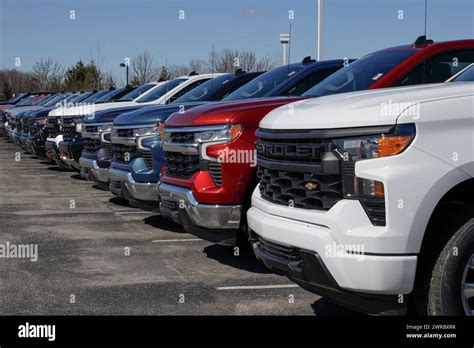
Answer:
top-left (228, 124), bottom-right (242, 142)
top-left (378, 135), bottom-right (414, 158)
top-left (157, 122), bottom-right (164, 136)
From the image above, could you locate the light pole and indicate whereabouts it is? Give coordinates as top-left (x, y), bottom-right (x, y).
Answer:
top-left (317, 0), bottom-right (323, 60)
top-left (120, 62), bottom-right (129, 86)
top-left (280, 33), bottom-right (290, 65)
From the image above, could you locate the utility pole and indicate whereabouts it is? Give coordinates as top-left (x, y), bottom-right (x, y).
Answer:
top-left (317, 0), bottom-right (323, 60)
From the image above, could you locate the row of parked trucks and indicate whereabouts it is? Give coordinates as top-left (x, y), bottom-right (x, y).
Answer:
top-left (1, 36), bottom-right (474, 315)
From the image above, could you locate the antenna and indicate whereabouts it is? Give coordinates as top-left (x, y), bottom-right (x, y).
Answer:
top-left (423, 0), bottom-right (428, 84)
top-left (424, 0), bottom-right (428, 38)
top-left (212, 45), bottom-right (215, 91)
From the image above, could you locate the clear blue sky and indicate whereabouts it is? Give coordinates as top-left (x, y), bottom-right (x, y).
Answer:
top-left (1, 0), bottom-right (473, 77)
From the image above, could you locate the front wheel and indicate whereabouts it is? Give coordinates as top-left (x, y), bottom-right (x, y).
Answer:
top-left (427, 218), bottom-right (474, 315)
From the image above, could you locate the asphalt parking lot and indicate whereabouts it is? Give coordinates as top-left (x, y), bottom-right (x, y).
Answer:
top-left (0, 138), bottom-right (361, 315)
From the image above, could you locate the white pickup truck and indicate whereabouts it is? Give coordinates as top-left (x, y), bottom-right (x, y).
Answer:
top-left (248, 80), bottom-right (474, 315)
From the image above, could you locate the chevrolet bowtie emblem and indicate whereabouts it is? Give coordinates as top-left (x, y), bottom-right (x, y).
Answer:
top-left (305, 182), bottom-right (318, 191)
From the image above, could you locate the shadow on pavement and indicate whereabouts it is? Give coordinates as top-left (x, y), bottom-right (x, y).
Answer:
top-left (143, 215), bottom-right (185, 233)
top-left (203, 243), bottom-right (272, 274)
top-left (311, 297), bottom-right (366, 316)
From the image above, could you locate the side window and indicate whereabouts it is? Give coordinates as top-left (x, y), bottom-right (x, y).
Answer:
top-left (166, 79), bottom-right (210, 104)
top-left (286, 68), bottom-right (340, 96)
top-left (396, 49), bottom-right (474, 86)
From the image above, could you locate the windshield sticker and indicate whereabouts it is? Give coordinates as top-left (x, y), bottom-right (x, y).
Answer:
top-left (372, 73), bottom-right (383, 80)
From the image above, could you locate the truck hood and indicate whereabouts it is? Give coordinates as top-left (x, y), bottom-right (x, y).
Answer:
top-left (83, 105), bottom-right (144, 124)
top-left (48, 101), bottom-right (138, 117)
top-left (8, 106), bottom-right (43, 117)
top-left (260, 83), bottom-right (473, 130)
top-left (113, 102), bottom-right (208, 126)
top-left (165, 97), bottom-right (307, 127)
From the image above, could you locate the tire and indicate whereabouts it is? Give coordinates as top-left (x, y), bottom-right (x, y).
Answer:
top-left (427, 218), bottom-right (474, 315)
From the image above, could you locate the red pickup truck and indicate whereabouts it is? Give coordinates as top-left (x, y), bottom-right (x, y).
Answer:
top-left (159, 37), bottom-right (474, 246)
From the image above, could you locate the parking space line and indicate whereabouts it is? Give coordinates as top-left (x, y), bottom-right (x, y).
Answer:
top-left (114, 211), bottom-right (153, 215)
top-left (152, 238), bottom-right (204, 243)
top-left (216, 284), bottom-right (299, 291)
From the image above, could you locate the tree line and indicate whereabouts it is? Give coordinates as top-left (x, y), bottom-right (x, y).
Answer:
top-left (0, 49), bottom-right (276, 100)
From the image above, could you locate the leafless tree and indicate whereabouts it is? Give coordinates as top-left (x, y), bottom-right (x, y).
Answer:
top-left (166, 64), bottom-right (191, 79)
top-left (31, 57), bottom-right (64, 91)
top-left (209, 49), bottom-right (276, 73)
top-left (130, 51), bottom-right (158, 85)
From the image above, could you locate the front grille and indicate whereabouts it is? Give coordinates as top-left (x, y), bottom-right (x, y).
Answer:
top-left (85, 125), bottom-right (98, 133)
top-left (257, 167), bottom-right (342, 210)
top-left (83, 138), bottom-right (101, 153)
top-left (257, 139), bottom-right (326, 163)
top-left (46, 118), bottom-right (60, 137)
top-left (117, 128), bottom-right (134, 137)
top-left (142, 150), bottom-right (153, 168)
top-left (169, 132), bottom-right (195, 143)
top-left (62, 126), bottom-right (77, 142)
top-left (208, 161), bottom-right (222, 186)
top-left (161, 199), bottom-right (177, 211)
top-left (164, 152), bottom-right (200, 178)
top-left (257, 236), bottom-right (301, 263)
top-left (112, 144), bottom-right (138, 163)
top-left (104, 142), bottom-right (114, 157)
top-left (21, 119), bottom-right (29, 132)
top-left (256, 135), bottom-right (343, 211)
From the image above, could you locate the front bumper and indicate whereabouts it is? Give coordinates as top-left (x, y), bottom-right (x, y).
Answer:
top-left (79, 156), bottom-right (109, 183)
top-left (251, 233), bottom-right (407, 314)
top-left (58, 138), bottom-right (83, 170)
top-left (45, 137), bottom-right (73, 169)
top-left (247, 195), bottom-right (417, 296)
top-left (27, 133), bottom-right (46, 158)
top-left (158, 182), bottom-right (242, 245)
top-left (109, 167), bottom-right (159, 202)
top-left (19, 132), bottom-right (29, 150)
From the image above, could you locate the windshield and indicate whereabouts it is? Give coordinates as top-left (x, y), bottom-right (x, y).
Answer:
top-left (16, 95), bottom-right (36, 106)
top-left (42, 94), bottom-right (64, 107)
top-left (119, 83), bottom-right (156, 101)
top-left (80, 90), bottom-right (108, 104)
top-left (37, 94), bottom-right (57, 106)
top-left (223, 65), bottom-right (303, 101)
top-left (135, 78), bottom-right (187, 103)
top-left (68, 92), bottom-right (90, 104)
top-left (173, 74), bottom-right (234, 103)
top-left (94, 88), bottom-right (124, 103)
top-left (303, 50), bottom-right (416, 97)
top-left (452, 64), bottom-right (474, 82)
top-left (7, 94), bottom-right (25, 104)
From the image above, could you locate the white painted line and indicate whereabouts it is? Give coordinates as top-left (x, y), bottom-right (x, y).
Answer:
top-left (114, 211), bottom-right (152, 215)
top-left (216, 284), bottom-right (299, 291)
top-left (152, 238), bottom-right (204, 243)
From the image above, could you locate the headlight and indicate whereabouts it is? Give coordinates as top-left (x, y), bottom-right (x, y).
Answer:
top-left (76, 122), bottom-right (85, 132)
top-left (194, 124), bottom-right (242, 143)
top-left (97, 124), bottom-right (112, 132)
top-left (133, 127), bottom-right (157, 137)
top-left (334, 123), bottom-right (415, 200)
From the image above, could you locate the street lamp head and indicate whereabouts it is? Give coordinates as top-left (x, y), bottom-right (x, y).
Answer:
top-left (280, 33), bottom-right (290, 44)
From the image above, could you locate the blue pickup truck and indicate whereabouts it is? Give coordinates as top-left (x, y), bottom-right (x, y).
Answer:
top-left (108, 57), bottom-right (349, 209)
